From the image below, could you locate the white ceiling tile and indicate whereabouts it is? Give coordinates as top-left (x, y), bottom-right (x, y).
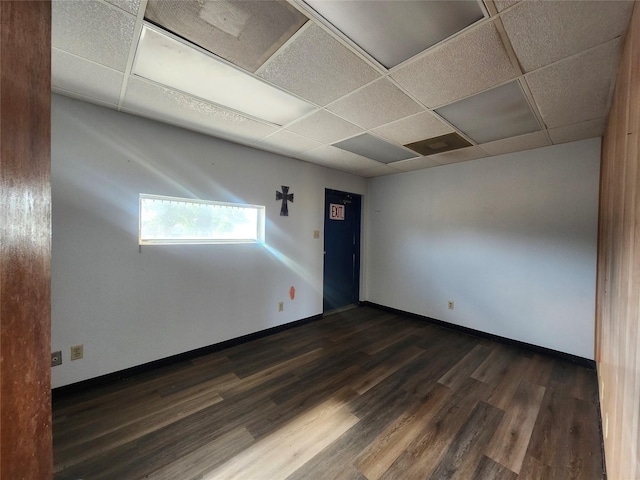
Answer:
top-left (258, 24), bottom-right (380, 106)
top-left (256, 130), bottom-right (322, 155)
top-left (388, 156), bottom-right (440, 172)
top-left (52, 0), bottom-right (136, 72)
top-left (526, 39), bottom-right (621, 129)
top-left (502, 0), bottom-right (633, 72)
top-left (327, 79), bottom-right (423, 129)
top-left (122, 77), bottom-right (278, 143)
top-left (145, 0), bottom-right (307, 73)
top-left (372, 112), bottom-right (453, 146)
top-left (435, 80), bottom-right (540, 144)
top-left (391, 21), bottom-right (517, 108)
top-left (430, 146), bottom-right (487, 165)
top-left (304, 0), bottom-right (484, 68)
top-left (548, 117), bottom-right (606, 145)
top-left (299, 145), bottom-right (382, 173)
top-left (52, 49), bottom-right (124, 106)
top-left (286, 110), bottom-right (364, 144)
top-left (479, 131), bottom-right (550, 156)
top-left (104, 0), bottom-right (140, 15)
top-left (357, 164), bottom-right (403, 178)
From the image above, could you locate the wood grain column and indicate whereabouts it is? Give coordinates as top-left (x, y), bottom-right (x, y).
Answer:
top-left (0, 1), bottom-right (52, 479)
top-left (597, 2), bottom-right (640, 479)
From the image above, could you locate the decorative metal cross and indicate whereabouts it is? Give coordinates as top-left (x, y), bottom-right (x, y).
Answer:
top-left (276, 186), bottom-right (294, 216)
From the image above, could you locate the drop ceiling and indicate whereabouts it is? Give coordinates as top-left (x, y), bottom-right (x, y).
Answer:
top-left (51, 0), bottom-right (635, 178)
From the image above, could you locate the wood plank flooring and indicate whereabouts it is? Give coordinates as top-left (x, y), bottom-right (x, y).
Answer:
top-left (52, 306), bottom-right (604, 480)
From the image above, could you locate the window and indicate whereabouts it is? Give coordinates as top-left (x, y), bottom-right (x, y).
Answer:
top-left (139, 194), bottom-right (265, 245)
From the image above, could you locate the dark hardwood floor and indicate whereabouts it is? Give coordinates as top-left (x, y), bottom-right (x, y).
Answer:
top-left (52, 306), bottom-right (604, 479)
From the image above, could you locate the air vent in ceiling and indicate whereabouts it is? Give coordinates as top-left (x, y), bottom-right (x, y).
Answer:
top-left (404, 132), bottom-right (472, 156)
top-left (144, 0), bottom-right (308, 73)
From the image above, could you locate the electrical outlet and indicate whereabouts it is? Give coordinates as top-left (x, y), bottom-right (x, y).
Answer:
top-left (51, 351), bottom-right (62, 367)
top-left (448, 301), bottom-right (454, 310)
top-left (278, 302), bottom-right (284, 312)
top-left (313, 230), bottom-right (320, 239)
top-left (70, 344), bottom-right (83, 361)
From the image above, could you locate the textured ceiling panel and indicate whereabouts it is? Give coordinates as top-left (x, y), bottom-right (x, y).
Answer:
top-left (333, 133), bottom-right (417, 164)
top-left (145, 0), bottom-right (307, 73)
top-left (258, 24), bottom-right (380, 106)
top-left (430, 146), bottom-right (487, 165)
top-left (357, 164), bottom-right (403, 178)
top-left (372, 111), bottom-right (453, 145)
top-left (299, 145), bottom-right (383, 173)
top-left (304, 0), bottom-right (483, 68)
top-left (548, 117), bottom-right (606, 145)
top-left (122, 77), bottom-right (278, 142)
top-left (104, 0), bottom-right (140, 15)
top-left (388, 156), bottom-right (441, 172)
top-left (134, 24), bottom-right (316, 126)
top-left (52, 49), bottom-right (124, 106)
top-left (436, 80), bottom-right (540, 144)
top-left (391, 21), bottom-right (517, 108)
top-left (52, 0), bottom-right (136, 72)
top-left (502, 0), bottom-right (633, 73)
top-left (327, 79), bottom-right (423, 129)
top-left (526, 39), bottom-right (621, 129)
top-left (286, 110), bottom-right (363, 144)
top-left (479, 131), bottom-right (550, 156)
top-left (256, 130), bottom-right (322, 155)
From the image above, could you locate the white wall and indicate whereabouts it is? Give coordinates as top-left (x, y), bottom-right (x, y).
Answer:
top-left (366, 139), bottom-right (600, 359)
top-left (51, 95), bottom-right (367, 388)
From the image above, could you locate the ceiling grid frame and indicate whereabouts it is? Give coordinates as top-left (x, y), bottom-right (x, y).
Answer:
top-left (50, 0), bottom-right (634, 177)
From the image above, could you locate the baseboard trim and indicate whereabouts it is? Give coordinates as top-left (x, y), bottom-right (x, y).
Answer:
top-left (362, 301), bottom-right (596, 369)
top-left (52, 313), bottom-right (323, 401)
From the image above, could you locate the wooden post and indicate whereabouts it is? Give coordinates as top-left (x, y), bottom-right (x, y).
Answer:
top-left (0, 1), bottom-right (52, 478)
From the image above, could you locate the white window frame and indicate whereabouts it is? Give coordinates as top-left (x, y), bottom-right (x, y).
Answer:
top-left (139, 194), bottom-right (265, 245)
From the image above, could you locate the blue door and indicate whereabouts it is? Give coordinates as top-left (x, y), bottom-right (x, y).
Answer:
top-left (323, 189), bottom-right (361, 312)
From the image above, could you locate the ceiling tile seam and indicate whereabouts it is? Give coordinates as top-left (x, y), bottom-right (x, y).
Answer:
top-left (343, 131), bottom-right (424, 158)
top-left (483, 0), bottom-right (499, 18)
top-left (523, 35), bottom-right (625, 77)
top-left (432, 150), bottom-right (485, 166)
top-left (253, 21), bottom-right (314, 77)
top-left (428, 74), bottom-right (522, 111)
top-left (287, 0), bottom-right (389, 75)
top-left (321, 77), bottom-right (426, 117)
top-left (492, 16), bottom-right (524, 76)
top-left (382, 15), bottom-right (495, 75)
top-left (383, 75), bottom-right (434, 111)
top-left (368, 109), bottom-right (445, 131)
top-left (52, 47), bottom-right (127, 75)
top-left (545, 113), bottom-right (613, 133)
top-left (257, 131), bottom-right (321, 153)
top-left (94, 0), bottom-right (138, 17)
top-left (117, 0), bottom-right (148, 111)
top-left (516, 77), bottom-right (547, 131)
top-left (51, 86), bottom-right (118, 109)
top-left (278, 107), bottom-right (325, 130)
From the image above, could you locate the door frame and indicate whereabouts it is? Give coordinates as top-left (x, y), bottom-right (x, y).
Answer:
top-left (322, 188), bottom-right (363, 313)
